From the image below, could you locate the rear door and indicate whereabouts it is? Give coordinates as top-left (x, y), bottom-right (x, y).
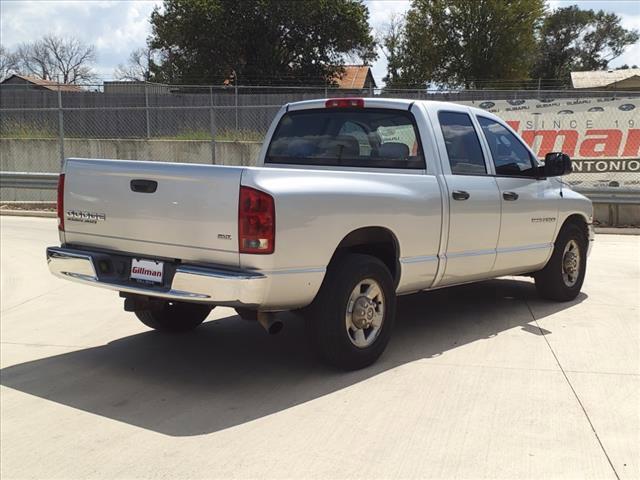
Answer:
top-left (432, 109), bottom-right (501, 285)
top-left (476, 116), bottom-right (559, 275)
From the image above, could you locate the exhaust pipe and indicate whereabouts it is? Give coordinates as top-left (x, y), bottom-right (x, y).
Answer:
top-left (257, 312), bottom-right (283, 335)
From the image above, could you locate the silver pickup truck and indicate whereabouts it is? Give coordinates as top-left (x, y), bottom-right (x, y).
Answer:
top-left (47, 98), bottom-right (594, 369)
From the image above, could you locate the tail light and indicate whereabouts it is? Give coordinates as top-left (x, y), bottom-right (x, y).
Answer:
top-left (238, 186), bottom-right (275, 254)
top-left (325, 98), bottom-right (364, 108)
top-left (57, 173), bottom-right (65, 231)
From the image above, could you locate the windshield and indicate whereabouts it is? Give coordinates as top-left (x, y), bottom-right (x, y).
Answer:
top-left (266, 108), bottom-right (425, 169)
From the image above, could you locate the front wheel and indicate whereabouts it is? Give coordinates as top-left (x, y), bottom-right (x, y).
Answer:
top-left (135, 301), bottom-right (213, 333)
top-left (307, 254), bottom-right (396, 370)
top-left (535, 223), bottom-right (587, 301)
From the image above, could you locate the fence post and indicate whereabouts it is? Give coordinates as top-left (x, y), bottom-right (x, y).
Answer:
top-left (209, 86), bottom-right (216, 165)
top-left (234, 83), bottom-right (239, 132)
top-left (57, 84), bottom-right (65, 170)
top-left (144, 83), bottom-right (151, 139)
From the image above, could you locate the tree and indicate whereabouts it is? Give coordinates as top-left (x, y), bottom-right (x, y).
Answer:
top-left (531, 6), bottom-right (639, 84)
top-left (378, 14), bottom-right (405, 89)
top-left (0, 45), bottom-right (18, 81)
top-left (148, 0), bottom-right (377, 85)
top-left (15, 34), bottom-right (97, 84)
top-left (114, 47), bottom-right (156, 81)
top-left (16, 40), bottom-right (53, 80)
top-left (391, 0), bottom-right (545, 89)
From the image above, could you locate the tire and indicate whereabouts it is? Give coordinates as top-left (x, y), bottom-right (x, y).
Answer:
top-left (535, 223), bottom-right (587, 302)
top-left (135, 301), bottom-right (213, 333)
top-left (307, 254), bottom-right (396, 370)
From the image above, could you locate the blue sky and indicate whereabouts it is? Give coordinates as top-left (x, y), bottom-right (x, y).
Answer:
top-left (1, 0), bottom-right (638, 85)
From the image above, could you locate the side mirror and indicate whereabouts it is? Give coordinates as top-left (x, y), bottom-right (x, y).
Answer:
top-left (544, 152), bottom-right (572, 177)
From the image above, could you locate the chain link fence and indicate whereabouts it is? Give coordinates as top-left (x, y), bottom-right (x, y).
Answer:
top-left (1, 83), bottom-right (639, 201)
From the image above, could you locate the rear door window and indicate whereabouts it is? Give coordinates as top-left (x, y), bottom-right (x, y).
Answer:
top-left (438, 111), bottom-right (487, 175)
top-left (266, 109), bottom-right (425, 169)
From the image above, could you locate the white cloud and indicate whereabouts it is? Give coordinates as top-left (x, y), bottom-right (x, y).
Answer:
top-left (0, 0), bottom-right (162, 80)
top-left (613, 13), bottom-right (640, 68)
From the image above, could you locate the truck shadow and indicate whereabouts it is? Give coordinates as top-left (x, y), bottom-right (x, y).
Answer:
top-left (1, 278), bottom-right (586, 437)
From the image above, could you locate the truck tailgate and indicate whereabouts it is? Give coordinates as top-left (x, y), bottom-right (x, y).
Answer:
top-left (62, 158), bottom-right (242, 267)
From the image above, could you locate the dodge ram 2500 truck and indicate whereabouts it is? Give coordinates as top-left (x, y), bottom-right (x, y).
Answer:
top-left (47, 98), bottom-right (594, 370)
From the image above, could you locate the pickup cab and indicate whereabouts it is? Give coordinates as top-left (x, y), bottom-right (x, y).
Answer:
top-left (47, 98), bottom-right (594, 370)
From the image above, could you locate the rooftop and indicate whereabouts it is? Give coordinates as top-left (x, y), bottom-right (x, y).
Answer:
top-left (334, 65), bottom-right (376, 89)
top-left (1, 74), bottom-right (84, 92)
top-left (571, 69), bottom-right (640, 89)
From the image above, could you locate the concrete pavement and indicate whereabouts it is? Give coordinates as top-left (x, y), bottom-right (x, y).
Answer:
top-left (1, 216), bottom-right (638, 479)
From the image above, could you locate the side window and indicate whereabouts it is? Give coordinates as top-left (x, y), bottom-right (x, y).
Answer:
top-left (478, 117), bottom-right (537, 177)
top-left (438, 111), bottom-right (487, 175)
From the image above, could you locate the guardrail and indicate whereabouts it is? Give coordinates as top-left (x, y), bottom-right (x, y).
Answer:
top-left (578, 189), bottom-right (640, 205)
top-left (0, 172), bottom-right (58, 190)
top-left (1, 171), bottom-right (638, 203)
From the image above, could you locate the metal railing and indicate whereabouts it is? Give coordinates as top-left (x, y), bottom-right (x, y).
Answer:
top-left (0, 172), bottom-right (58, 189)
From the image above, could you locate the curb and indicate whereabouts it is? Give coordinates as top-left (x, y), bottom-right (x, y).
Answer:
top-left (0, 209), bottom-right (56, 218)
top-left (594, 227), bottom-right (640, 235)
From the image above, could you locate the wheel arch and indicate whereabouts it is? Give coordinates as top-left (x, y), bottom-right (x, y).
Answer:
top-left (556, 213), bottom-right (590, 244)
top-left (329, 226), bottom-right (401, 288)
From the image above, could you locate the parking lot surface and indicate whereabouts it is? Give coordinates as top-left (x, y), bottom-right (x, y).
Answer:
top-left (1, 216), bottom-right (638, 479)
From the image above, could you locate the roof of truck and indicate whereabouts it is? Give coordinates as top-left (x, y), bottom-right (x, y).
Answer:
top-left (286, 97), bottom-right (494, 118)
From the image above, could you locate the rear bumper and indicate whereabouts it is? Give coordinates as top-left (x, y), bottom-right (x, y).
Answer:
top-left (46, 246), bottom-right (267, 307)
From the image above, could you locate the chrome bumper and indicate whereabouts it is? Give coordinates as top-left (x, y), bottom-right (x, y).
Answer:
top-left (46, 247), bottom-right (267, 306)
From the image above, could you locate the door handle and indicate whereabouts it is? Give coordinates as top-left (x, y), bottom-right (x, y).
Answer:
top-left (503, 191), bottom-right (519, 201)
top-left (452, 190), bottom-right (470, 201)
top-left (130, 179), bottom-right (158, 193)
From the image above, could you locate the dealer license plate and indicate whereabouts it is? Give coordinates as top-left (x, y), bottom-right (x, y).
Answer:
top-left (130, 258), bottom-right (164, 284)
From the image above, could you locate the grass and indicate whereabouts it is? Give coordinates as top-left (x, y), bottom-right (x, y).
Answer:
top-left (0, 124), bottom-right (57, 139)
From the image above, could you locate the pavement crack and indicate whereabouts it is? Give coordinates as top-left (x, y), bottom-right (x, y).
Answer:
top-left (525, 300), bottom-right (621, 480)
top-left (1, 288), bottom-right (64, 315)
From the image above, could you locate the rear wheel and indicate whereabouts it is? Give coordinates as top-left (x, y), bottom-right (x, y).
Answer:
top-left (535, 223), bottom-right (587, 301)
top-left (135, 301), bottom-right (212, 333)
top-left (307, 254), bottom-right (396, 370)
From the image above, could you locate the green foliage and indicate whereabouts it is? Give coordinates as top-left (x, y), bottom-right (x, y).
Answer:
top-left (148, 0), bottom-right (377, 85)
top-left (383, 1), bottom-right (639, 89)
top-left (531, 6), bottom-right (640, 84)
top-left (390, 0), bottom-right (545, 88)
top-left (0, 123), bottom-right (56, 139)
top-left (160, 129), bottom-right (264, 141)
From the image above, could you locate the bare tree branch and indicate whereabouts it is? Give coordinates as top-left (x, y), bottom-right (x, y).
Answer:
top-left (114, 47), bottom-right (154, 81)
top-left (41, 34), bottom-right (97, 83)
top-left (0, 45), bottom-right (19, 81)
top-left (14, 35), bottom-right (97, 84)
top-left (16, 40), bottom-right (53, 79)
